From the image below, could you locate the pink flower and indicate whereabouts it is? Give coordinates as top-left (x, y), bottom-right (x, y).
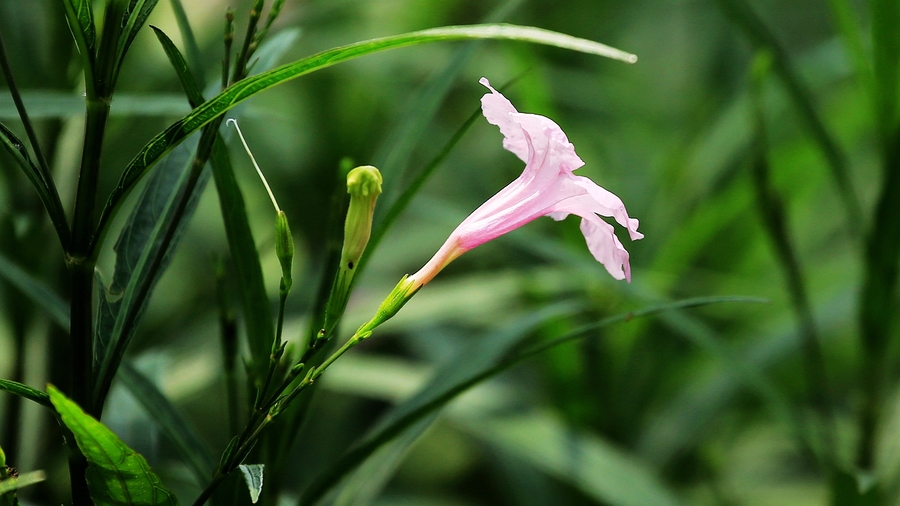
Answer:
top-left (408, 77), bottom-right (643, 288)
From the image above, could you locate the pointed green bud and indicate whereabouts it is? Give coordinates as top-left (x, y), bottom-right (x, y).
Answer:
top-left (275, 210), bottom-right (294, 292)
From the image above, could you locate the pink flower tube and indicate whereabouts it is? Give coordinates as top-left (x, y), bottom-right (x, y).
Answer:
top-left (409, 77), bottom-right (643, 289)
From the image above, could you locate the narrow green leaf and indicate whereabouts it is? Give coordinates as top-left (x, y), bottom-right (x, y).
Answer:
top-left (300, 303), bottom-right (577, 504)
top-left (0, 251), bottom-right (69, 329)
top-left (0, 471), bottom-right (47, 497)
top-left (167, 0), bottom-right (204, 86)
top-left (329, 415), bottom-right (437, 506)
top-left (209, 138), bottom-right (275, 381)
top-left (0, 379), bottom-right (50, 408)
top-left (374, 0), bottom-right (523, 198)
top-left (96, 23), bottom-right (636, 238)
top-left (118, 362), bottom-right (216, 485)
top-left (238, 464), bottom-right (264, 504)
top-left (48, 385), bottom-right (179, 506)
top-left (301, 297), bottom-right (762, 504)
top-left (113, 0), bottom-right (161, 90)
top-left (151, 24), bottom-right (292, 383)
top-left (0, 91), bottom-right (191, 119)
top-left (872, 0), bottom-right (900, 134)
top-left (459, 411), bottom-right (680, 506)
top-left (0, 122), bottom-right (71, 245)
top-left (59, 0), bottom-right (97, 94)
top-left (93, 136), bottom-right (207, 408)
top-left (151, 26), bottom-right (203, 107)
top-left (714, 0), bottom-right (863, 229)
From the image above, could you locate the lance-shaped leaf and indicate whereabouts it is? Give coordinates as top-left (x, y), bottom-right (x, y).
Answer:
top-left (93, 136), bottom-right (206, 407)
top-left (151, 25), bottom-right (283, 382)
top-left (95, 24), bottom-right (636, 241)
top-left (0, 123), bottom-right (70, 245)
top-left (0, 379), bottom-right (51, 408)
top-left (59, 0), bottom-right (96, 92)
top-left (48, 386), bottom-right (179, 506)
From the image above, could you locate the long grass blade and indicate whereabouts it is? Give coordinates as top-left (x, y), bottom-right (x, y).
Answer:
top-left (714, 0), bottom-right (863, 229)
top-left (94, 23), bottom-right (637, 245)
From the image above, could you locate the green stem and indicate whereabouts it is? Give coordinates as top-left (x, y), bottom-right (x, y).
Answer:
top-left (69, 97), bottom-right (109, 419)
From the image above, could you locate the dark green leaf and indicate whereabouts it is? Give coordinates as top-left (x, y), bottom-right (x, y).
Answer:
top-left (0, 379), bottom-right (51, 408)
top-left (0, 251), bottom-right (68, 329)
top-left (872, 0), bottom-right (900, 133)
top-left (151, 26), bottom-right (202, 107)
top-left (152, 23), bottom-right (297, 384)
top-left (118, 362), bottom-right (216, 485)
top-left (114, 0), bottom-right (161, 89)
top-left (96, 23), bottom-right (636, 238)
top-left (59, 0), bottom-right (96, 92)
top-left (0, 122), bottom-right (70, 245)
top-left (48, 385), bottom-right (179, 506)
top-left (208, 138), bottom-right (274, 381)
top-left (93, 136), bottom-right (207, 408)
top-left (830, 469), bottom-right (880, 506)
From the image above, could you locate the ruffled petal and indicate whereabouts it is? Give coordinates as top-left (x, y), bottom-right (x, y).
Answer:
top-left (572, 176), bottom-right (643, 241)
top-left (580, 216), bottom-right (632, 281)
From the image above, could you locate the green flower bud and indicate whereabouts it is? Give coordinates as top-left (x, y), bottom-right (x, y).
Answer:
top-left (342, 165), bottom-right (382, 268)
top-left (318, 166), bottom-right (383, 341)
top-left (275, 210), bottom-right (294, 292)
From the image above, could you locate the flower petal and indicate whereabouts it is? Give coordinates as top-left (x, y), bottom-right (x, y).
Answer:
top-left (479, 77), bottom-right (529, 163)
top-left (572, 176), bottom-right (643, 241)
top-left (580, 216), bottom-right (632, 281)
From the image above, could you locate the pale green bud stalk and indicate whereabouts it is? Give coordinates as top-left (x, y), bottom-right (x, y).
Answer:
top-left (320, 165), bottom-right (382, 340)
top-left (353, 275), bottom-right (420, 339)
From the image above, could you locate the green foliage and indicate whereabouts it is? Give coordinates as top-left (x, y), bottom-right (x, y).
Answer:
top-left (47, 386), bottom-right (179, 506)
top-left (238, 464), bottom-right (265, 504)
top-left (96, 23), bottom-right (637, 241)
top-left (6, 0), bottom-right (900, 504)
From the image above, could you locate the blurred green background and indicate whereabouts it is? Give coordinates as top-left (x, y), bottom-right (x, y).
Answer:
top-left (0, 0), bottom-right (884, 504)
